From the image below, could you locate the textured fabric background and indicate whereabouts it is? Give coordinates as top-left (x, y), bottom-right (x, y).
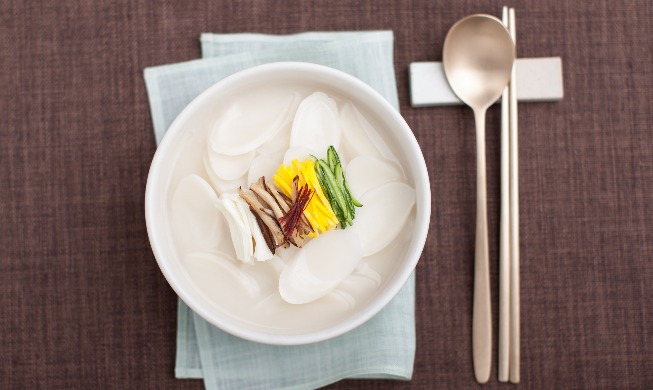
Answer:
top-left (1, 1), bottom-right (652, 389)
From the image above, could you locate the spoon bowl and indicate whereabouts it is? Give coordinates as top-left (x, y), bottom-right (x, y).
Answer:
top-left (443, 14), bottom-right (515, 384)
top-left (443, 14), bottom-right (515, 109)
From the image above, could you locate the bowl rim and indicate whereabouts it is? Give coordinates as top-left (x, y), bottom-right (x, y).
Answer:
top-left (145, 61), bottom-right (431, 345)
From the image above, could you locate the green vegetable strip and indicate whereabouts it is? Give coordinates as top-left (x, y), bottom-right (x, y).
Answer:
top-left (313, 146), bottom-right (362, 229)
top-left (315, 165), bottom-right (340, 217)
top-left (328, 146), bottom-right (340, 163)
top-left (314, 167), bottom-right (334, 207)
top-left (327, 146), bottom-right (339, 172)
top-left (322, 163), bottom-right (352, 225)
top-left (316, 164), bottom-right (348, 226)
top-left (328, 147), bottom-right (359, 208)
top-left (317, 160), bottom-right (349, 213)
top-left (345, 179), bottom-right (363, 207)
top-left (334, 163), bottom-right (344, 186)
top-left (334, 163), bottom-right (355, 217)
top-left (317, 160), bottom-right (352, 225)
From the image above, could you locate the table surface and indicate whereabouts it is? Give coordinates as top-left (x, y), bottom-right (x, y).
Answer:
top-left (2, 0), bottom-right (652, 388)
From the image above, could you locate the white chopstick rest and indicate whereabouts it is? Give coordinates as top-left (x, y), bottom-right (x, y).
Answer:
top-left (498, 7), bottom-right (511, 383)
top-left (508, 7), bottom-right (521, 384)
top-left (409, 58), bottom-right (563, 107)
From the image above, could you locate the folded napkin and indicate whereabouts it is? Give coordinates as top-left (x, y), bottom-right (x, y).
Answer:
top-left (143, 31), bottom-right (416, 390)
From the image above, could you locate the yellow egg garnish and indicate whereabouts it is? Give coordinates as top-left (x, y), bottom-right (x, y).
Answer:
top-left (274, 159), bottom-right (338, 237)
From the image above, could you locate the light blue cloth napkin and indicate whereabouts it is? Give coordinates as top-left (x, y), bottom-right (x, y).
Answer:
top-left (143, 31), bottom-right (416, 390)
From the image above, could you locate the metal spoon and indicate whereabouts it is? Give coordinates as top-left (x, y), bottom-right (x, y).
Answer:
top-left (443, 14), bottom-right (515, 384)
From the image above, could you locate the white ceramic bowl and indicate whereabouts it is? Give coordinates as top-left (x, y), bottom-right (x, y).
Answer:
top-left (145, 62), bottom-right (430, 345)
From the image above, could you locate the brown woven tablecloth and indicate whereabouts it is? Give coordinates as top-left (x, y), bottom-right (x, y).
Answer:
top-left (1, 1), bottom-right (652, 388)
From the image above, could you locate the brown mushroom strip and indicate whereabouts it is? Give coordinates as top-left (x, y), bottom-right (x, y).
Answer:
top-left (289, 229), bottom-right (305, 248)
top-left (260, 177), bottom-right (313, 237)
top-left (297, 216), bottom-right (313, 235)
top-left (291, 176), bottom-right (299, 201)
top-left (249, 205), bottom-right (275, 254)
top-left (253, 192), bottom-right (268, 208)
top-left (284, 221), bottom-right (305, 247)
top-left (276, 190), bottom-right (293, 208)
top-left (237, 188), bottom-right (288, 248)
top-left (262, 178), bottom-right (290, 213)
top-left (251, 178), bottom-right (285, 220)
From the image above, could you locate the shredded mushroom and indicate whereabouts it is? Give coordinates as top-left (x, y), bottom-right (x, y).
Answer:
top-left (237, 188), bottom-right (288, 248)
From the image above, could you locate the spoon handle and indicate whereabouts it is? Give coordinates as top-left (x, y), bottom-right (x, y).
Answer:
top-left (473, 108), bottom-right (492, 384)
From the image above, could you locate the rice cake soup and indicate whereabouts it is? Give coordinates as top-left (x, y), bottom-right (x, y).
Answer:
top-left (167, 85), bottom-right (416, 333)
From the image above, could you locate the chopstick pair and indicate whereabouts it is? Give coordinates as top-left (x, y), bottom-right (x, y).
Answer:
top-left (499, 6), bottom-right (520, 384)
